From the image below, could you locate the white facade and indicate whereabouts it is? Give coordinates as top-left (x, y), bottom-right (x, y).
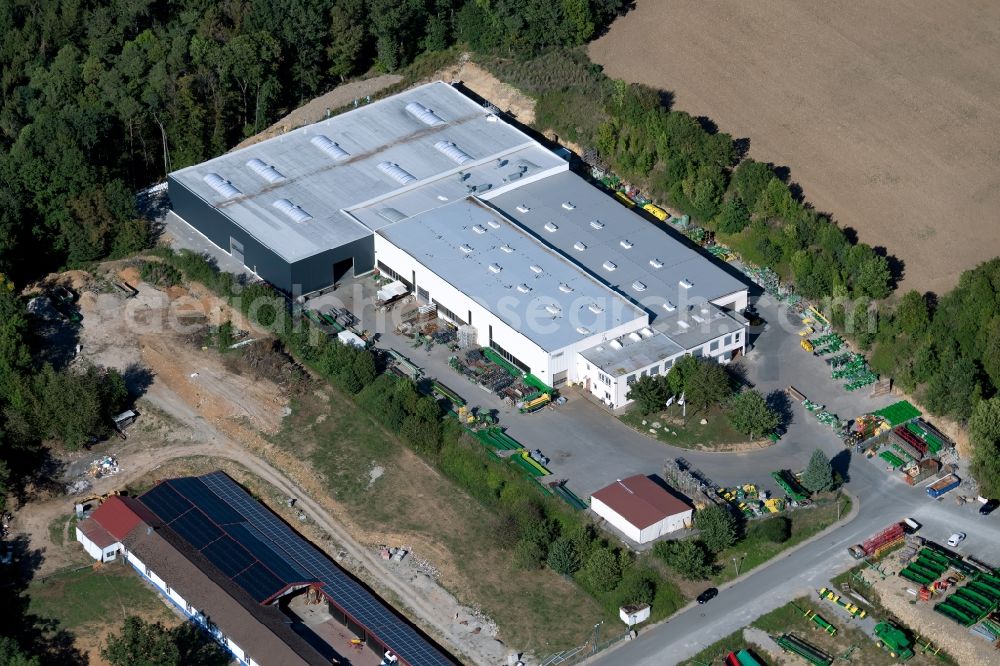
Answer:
top-left (578, 328), bottom-right (746, 408)
top-left (75, 526), bottom-right (119, 562)
top-left (590, 496), bottom-right (692, 544)
top-left (74, 529), bottom-right (260, 666)
top-left (374, 234), bottom-right (649, 385)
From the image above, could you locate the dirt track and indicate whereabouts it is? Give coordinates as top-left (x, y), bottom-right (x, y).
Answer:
top-left (590, 0), bottom-right (1000, 294)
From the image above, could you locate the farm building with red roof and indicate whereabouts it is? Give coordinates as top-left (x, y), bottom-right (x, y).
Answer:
top-left (590, 475), bottom-right (693, 543)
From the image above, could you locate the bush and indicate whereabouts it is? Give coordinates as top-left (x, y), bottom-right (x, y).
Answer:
top-left (612, 567), bottom-right (657, 608)
top-left (582, 548), bottom-right (622, 593)
top-left (139, 261), bottom-right (182, 288)
top-left (696, 505), bottom-right (739, 553)
top-left (547, 537), bottom-right (581, 575)
top-left (652, 539), bottom-right (713, 580)
top-left (747, 516), bottom-right (791, 543)
top-left (512, 539), bottom-right (544, 571)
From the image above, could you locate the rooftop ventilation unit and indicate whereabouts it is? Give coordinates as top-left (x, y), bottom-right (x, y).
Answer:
top-left (310, 135), bottom-right (350, 161)
top-left (472, 224), bottom-right (487, 234)
top-left (500, 244), bottom-right (514, 253)
top-left (377, 207), bottom-right (407, 223)
top-left (516, 204), bottom-right (531, 213)
top-left (377, 161), bottom-right (417, 185)
top-left (433, 140), bottom-right (473, 165)
top-left (246, 158), bottom-right (285, 183)
top-left (573, 241), bottom-right (587, 251)
top-left (649, 258), bottom-right (664, 269)
top-left (576, 326), bottom-right (591, 335)
top-left (677, 320), bottom-right (690, 329)
top-left (640, 327), bottom-right (654, 337)
top-left (603, 260), bottom-right (617, 271)
top-left (620, 239), bottom-right (633, 249)
top-left (272, 199), bottom-right (312, 223)
top-left (460, 244), bottom-right (473, 254)
top-left (609, 339), bottom-right (623, 350)
top-left (663, 301), bottom-right (676, 312)
top-left (545, 304), bottom-right (562, 315)
top-left (559, 283), bottom-right (574, 293)
top-left (679, 278), bottom-right (694, 289)
top-left (544, 222), bottom-right (559, 232)
top-left (628, 332), bottom-right (642, 342)
top-left (529, 264), bottom-right (543, 274)
top-left (561, 201), bottom-right (576, 210)
top-left (590, 220), bottom-right (605, 230)
top-left (203, 173), bottom-right (241, 199)
top-left (436, 194), bottom-right (449, 201)
top-left (488, 263), bottom-right (502, 274)
top-left (405, 101), bottom-right (445, 126)
top-left (516, 284), bottom-right (531, 293)
top-left (632, 281), bottom-right (647, 292)
top-left (487, 219), bottom-right (501, 229)
top-left (588, 303), bottom-right (604, 314)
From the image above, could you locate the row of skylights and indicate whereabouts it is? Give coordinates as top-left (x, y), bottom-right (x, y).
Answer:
top-left (377, 161), bottom-right (417, 185)
top-left (203, 173), bottom-right (241, 199)
top-left (434, 140), bottom-right (473, 165)
top-left (246, 158), bottom-right (285, 183)
top-left (310, 135), bottom-right (351, 161)
top-left (272, 198), bottom-right (312, 223)
top-left (405, 101), bottom-right (445, 126)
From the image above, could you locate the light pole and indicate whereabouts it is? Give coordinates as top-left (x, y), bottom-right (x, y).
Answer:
top-left (591, 621), bottom-right (603, 654)
top-left (733, 553), bottom-right (747, 577)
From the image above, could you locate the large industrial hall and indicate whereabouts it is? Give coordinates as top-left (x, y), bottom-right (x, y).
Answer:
top-left (167, 81), bottom-right (749, 408)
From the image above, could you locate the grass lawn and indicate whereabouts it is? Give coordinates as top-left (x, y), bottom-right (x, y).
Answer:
top-left (28, 563), bottom-right (176, 636)
top-left (47, 514), bottom-right (77, 548)
top-left (619, 403), bottom-right (752, 450)
top-left (679, 628), bottom-right (744, 665)
top-left (712, 493), bottom-right (851, 584)
top-left (274, 389), bottom-right (605, 653)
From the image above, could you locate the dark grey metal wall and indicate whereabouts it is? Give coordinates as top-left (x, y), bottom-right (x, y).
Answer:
top-left (168, 176), bottom-right (293, 291)
top-left (291, 238), bottom-right (375, 295)
top-left (168, 177), bottom-right (376, 295)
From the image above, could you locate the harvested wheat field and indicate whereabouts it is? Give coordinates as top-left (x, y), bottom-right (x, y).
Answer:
top-left (590, 0), bottom-right (1000, 294)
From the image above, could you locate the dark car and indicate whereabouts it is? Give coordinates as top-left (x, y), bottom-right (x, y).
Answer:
top-left (980, 499), bottom-right (999, 515)
top-left (696, 588), bottom-right (718, 604)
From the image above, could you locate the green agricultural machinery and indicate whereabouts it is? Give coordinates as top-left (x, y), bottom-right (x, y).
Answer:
top-left (773, 633), bottom-right (833, 666)
top-left (771, 469), bottom-right (809, 502)
top-left (873, 622), bottom-right (915, 661)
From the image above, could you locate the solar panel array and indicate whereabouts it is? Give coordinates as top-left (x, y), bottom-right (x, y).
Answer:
top-left (138, 479), bottom-right (317, 603)
top-left (198, 471), bottom-right (455, 666)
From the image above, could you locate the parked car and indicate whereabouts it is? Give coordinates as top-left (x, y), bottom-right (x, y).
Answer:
top-left (947, 532), bottom-right (966, 547)
top-left (979, 499), bottom-right (999, 515)
top-left (697, 588), bottom-right (718, 604)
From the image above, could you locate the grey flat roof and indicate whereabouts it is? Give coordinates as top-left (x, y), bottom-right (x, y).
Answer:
top-left (170, 81), bottom-right (548, 262)
top-left (378, 197), bottom-right (647, 352)
top-left (653, 301), bottom-right (744, 350)
top-left (484, 171), bottom-right (747, 318)
top-left (581, 330), bottom-right (684, 376)
top-left (349, 146), bottom-right (565, 232)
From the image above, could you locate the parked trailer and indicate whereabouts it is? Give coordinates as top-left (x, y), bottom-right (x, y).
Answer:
top-left (927, 474), bottom-right (961, 498)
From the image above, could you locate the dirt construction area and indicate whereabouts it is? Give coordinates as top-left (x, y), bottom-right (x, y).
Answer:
top-left (590, 0), bottom-right (1000, 294)
top-left (12, 264), bottom-right (518, 665)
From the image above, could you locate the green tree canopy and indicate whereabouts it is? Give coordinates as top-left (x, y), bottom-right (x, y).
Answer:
top-left (695, 504), bottom-right (738, 553)
top-left (801, 449), bottom-right (834, 493)
top-left (626, 375), bottom-right (669, 414)
top-left (546, 536), bottom-right (581, 575)
top-left (726, 390), bottom-right (780, 440)
top-left (969, 397), bottom-right (1000, 497)
top-left (652, 539), bottom-right (712, 580)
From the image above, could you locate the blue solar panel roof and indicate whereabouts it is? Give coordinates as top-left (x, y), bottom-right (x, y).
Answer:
top-left (137, 477), bottom-right (317, 604)
top-left (195, 471), bottom-right (456, 666)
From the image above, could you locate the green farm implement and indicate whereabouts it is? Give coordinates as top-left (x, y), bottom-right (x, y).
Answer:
top-left (772, 469), bottom-right (809, 501)
top-left (817, 587), bottom-right (867, 618)
top-left (878, 451), bottom-right (906, 468)
top-left (873, 622), bottom-right (915, 660)
top-left (773, 633), bottom-right (833, 666)
top-left (802, 608), bottom-right (837, 635)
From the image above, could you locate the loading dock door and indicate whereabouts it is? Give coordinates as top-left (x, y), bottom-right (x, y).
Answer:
top-left (230, 237), bottom-right (244, 267)
top-left (333, 257), bottom-right (353, 283)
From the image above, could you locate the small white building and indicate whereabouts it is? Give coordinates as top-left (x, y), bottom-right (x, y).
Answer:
top-left (591, 475), bottom-right (694, 544)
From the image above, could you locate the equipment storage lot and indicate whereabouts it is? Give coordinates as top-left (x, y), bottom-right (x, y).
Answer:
top-left (590, 0), bottom-right (1000, 295)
